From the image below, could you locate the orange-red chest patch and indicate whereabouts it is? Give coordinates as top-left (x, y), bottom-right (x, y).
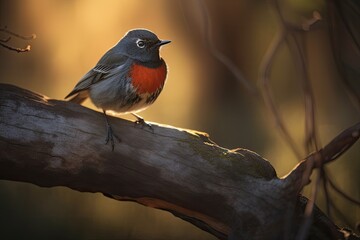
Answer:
top-left (130, 61), bottom-right (167, 94)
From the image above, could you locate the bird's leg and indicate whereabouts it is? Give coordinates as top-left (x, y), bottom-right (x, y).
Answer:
top-left (131, 113), bottom-right (154, 132)
top-left (103, 110), bottom-right (121, 151)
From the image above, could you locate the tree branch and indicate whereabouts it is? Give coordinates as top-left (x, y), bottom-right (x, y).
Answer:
top-left (0, 84), bottom-right (358, 240)
top-left (0, 26), bottom-right (35, 53)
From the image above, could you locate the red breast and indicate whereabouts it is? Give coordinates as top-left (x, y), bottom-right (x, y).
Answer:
top-left (129, 61), bottom-right (167, 94)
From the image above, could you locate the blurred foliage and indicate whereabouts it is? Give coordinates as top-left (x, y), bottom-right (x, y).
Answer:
top-left (0, 0), bottom-right (359, 239)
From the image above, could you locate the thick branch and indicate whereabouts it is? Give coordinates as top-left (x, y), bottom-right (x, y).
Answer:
top-left (0, 84), bottom-right (357, 240)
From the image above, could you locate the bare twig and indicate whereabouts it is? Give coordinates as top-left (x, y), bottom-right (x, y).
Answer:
top-left (286, 32), bottom-right (320, 154)
top-left (321, 168), bottom-right (332, 217)
top-left (288, 10), bottom-right (323, 154)
top-left (0, 26), bottom-right (36, 40)
top-left (302, 11), bottom-right (322, 31)
top-left (327, 0), bottom-right (360, 112)
top-left (285, 26), bottom-right (323, 240)
top-left (296, 170), bottom-right (322, 240)
top-left (334, 1), bottom-right (360, 51)
top-left (259, 29), bottom-right (303, 159)
top-left (329, 197), bottom-right (355, 229)
top-left (0, 42), bottom-right (31, 52)
top-left (0, 36), bottom-right (11, 42)
top-left (259, 1), bottom-right (303, 159)
top-left (283, 10), bottom-right (322, 158)
top-left (197, 0), bottom-right (256, 93)
top-left (0, 26), bottom-right (35, 53)
top-left (327, 176), bottom-right (360, 206)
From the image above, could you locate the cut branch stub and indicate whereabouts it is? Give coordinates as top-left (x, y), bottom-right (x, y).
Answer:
top-left (284, 121), bottom-right (360, 194)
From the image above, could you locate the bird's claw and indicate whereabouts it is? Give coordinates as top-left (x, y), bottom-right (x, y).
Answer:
top-left (134, 116), bottom-right (154, 132)
top-left (134, 119), bottom-right (154, 132)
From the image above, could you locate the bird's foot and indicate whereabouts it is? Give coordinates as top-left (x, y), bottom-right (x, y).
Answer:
top-left (132, 114), bottom-right (154, 132)
top-left (105, 124), bottom-right (121, 151)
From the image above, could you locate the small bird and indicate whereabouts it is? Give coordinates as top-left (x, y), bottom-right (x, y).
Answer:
top-left (65, 29), bottom-right (170, 150)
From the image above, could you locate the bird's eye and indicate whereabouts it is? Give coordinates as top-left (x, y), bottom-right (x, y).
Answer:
top-left (136, 39), bottom-right (145, 48)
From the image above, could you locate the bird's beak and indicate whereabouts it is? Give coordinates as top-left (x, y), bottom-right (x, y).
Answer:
top-left (158, 40), bottom-right (171, 46)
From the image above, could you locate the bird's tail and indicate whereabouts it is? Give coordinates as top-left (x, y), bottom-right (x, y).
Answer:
top-left (66, 91), bottom-right (89, 104)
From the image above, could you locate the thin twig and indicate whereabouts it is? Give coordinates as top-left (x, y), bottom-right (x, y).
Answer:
top-left (197, 0), bottom-right (256, 93)
top-left (327, 0), bottom-right (360, 112)
top-left (323, 173), bottom-right (360, 230)
top-left (302, 11), bottom-right (322, 31)
top-left (260, 1), bottom-right (303, 159)
top-left (285, 10), bottom-right (322, 155)
top-left (335, 1), bottom-right (360, 51)
top-left (0, 42), bottom-right (31, 53)
top-left (0, 26), bottom-right (36, 40)
top-left (286, 32), bottom-right (320, 154)
top-left (296, 170), bottom-right (322, 240)
top-left (285, 29), bottom-right (327, 239)
top-left (321, 168), bottom-right (331, 217)
top-left (0, 26), bottom-right (35, 53)
top-left (0, 36), bottom-right (11, 42)
top-left (327, 175), bottom-right (360, 206)
top-left (328, 195), bottom-right (354, 229)
top-left (258, 30), bottom-right (303, 159)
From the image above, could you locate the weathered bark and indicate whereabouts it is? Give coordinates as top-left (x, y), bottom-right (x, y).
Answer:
top-left (0, 84), bottom-right (358, 240)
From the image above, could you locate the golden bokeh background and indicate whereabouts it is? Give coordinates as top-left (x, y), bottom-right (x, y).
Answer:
top-left (0, 0), bottom-right (359, 239)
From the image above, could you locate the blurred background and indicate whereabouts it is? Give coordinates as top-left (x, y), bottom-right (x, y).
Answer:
top-left (0, 0), bottom-right (359, 239)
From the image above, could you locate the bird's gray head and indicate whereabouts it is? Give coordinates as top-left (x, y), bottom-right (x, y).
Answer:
top-left (115, 29), bottom-right (170, 63)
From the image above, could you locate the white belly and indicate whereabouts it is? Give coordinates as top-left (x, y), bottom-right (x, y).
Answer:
top-left (89, 77), bottom-right (155, 114)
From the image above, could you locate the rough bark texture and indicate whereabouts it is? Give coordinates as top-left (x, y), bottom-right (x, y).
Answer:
top-left (0, 84), bottom-right (358, 240)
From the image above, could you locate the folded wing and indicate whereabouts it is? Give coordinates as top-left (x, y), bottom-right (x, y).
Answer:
top-left (65, 52), bottom-right (128, 104)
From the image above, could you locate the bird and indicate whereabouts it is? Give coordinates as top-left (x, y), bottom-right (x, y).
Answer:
top-left (65, 29), bottom-right (171, 151)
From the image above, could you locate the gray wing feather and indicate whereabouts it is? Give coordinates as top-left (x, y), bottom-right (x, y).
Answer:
top-left (65, 51), bottom-right (128, 99)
